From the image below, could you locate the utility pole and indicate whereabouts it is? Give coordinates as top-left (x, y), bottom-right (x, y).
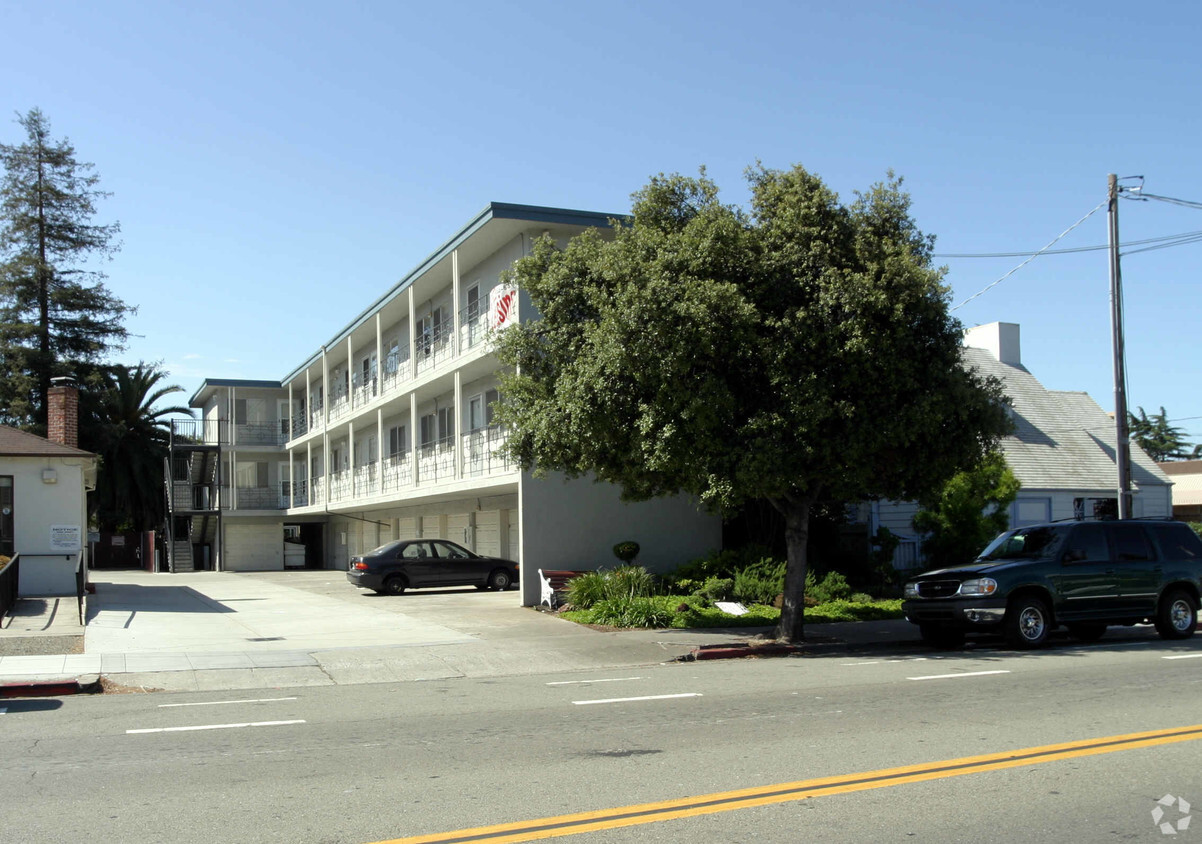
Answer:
top-left (1108, 174), bottom-right (1133, 519)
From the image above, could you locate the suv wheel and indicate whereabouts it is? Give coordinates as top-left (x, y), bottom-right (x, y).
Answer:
top-left (1154, 589), bottom-right (1198, 640)
top-left (1006, 595), bottom-right (1052, 648)
top-left (919, 625), bottom-right (965, 649)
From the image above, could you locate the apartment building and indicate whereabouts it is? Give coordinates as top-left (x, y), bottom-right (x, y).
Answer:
top-left (166, 203), bottom-right (723, 605)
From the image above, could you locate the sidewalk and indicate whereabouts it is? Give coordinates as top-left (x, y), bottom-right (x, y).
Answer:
top-left (0, 570), bottom-right (922, 694)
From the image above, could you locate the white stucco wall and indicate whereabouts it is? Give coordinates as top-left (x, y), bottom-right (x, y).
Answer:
top-left (518, 471), bottom-right (722, 606)
top-left (222, 520), bottom-right (284, 571)
top-left (2, 455), bottom-right (91, 596)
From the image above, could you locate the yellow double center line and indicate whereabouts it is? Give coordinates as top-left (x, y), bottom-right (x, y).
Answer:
top-left (380, 724), bottom-right (1202, 844)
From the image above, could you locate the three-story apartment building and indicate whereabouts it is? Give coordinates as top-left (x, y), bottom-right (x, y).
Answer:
top-left (166, 203), bottom-right (722, 605)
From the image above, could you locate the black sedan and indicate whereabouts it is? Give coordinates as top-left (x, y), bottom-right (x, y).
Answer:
top-left (347, 539), bottom-right (519, 595)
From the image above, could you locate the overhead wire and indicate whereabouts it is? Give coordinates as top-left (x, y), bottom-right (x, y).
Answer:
top-left (950, 199), bottom-right (1107, 311)
top-left (934, 229), bottom-right (1202, 258)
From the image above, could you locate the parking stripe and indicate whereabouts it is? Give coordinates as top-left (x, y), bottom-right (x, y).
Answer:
top-left (158, 697), bottom-right (298, 708)
top-left (572, 693), bottom-right (702, 706)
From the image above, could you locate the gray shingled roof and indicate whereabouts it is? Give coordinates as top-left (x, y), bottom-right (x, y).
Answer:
top-left (961, 347), bottom-right (1168, 492)
top-left (0, 425), bottom-right (96, 458)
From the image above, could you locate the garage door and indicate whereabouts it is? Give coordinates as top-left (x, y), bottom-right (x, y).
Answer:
top-left (507, 509), bottom-right (520, 562)
top-left (398, 517), bottom-right (418, 540)
top-left (447, 514), bottom-right (471, 549)
top-left (223, 523), bottom-right (283, 571)
top-left (476, 511), bottom-right (500, 557)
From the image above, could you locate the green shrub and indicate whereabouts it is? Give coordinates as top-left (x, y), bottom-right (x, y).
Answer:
top-left (733, 559), bottom-right (786, 605)
top-left (1189, 523), bottom-right (1202, 541)
top-left (667, 545), bottom-right (774, 587)
top-left (606, 565), bottom-right (656, 600)
top-left (850, 592), bottom-right (874, 604)
top-left (694, 576), bottom-right (734, 603)
top-left (806, 570), bottom-right (852, 603)
top-left (612, 541), bottom-right (640, 564)
top-left (565, 571), bottom-right (608, 609)
top-left (589, 596), bottom-right (673, 628)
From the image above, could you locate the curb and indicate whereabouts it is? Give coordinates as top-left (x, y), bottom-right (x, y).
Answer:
top-left (681, 642), bottom-right (808, 661)
top-left (0, 673), bottom-right (101, 698)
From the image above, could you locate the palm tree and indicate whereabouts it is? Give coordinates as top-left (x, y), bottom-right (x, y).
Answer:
top-left (82, 363), bottom-right (193, 532)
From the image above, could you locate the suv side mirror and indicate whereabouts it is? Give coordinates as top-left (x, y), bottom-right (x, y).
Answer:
top-left (1063, 548), bottom-right (1087, 563)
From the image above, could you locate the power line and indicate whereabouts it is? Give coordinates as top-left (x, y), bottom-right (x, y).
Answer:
top-left (935, 229), bottom-right (1202, 258)
top-left (1128, 191), bottom-right (1202, 211)
top-left (950, 200), bottom-right (1107, 312)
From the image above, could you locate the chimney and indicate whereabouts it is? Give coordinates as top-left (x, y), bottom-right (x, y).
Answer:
top-left (47, 376), bottom-right (79, 448)
top-left (964, 322), bottom-right (1021, 366)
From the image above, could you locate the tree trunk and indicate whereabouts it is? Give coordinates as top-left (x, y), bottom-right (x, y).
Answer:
top-left (774, 494), bottom-right (815, 643)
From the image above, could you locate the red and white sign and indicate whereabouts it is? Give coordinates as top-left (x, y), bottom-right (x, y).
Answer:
top-left (489, 285), bottom-right (517, 331)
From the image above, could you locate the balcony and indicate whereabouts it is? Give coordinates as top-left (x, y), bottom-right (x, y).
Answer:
top-left (291, 411), bottom-right (308, 439)
top-left (381, 452), bottom-right (414, 494)
top-left (352, 372), bottom-right (378, 410)
top-left (414, 324), bottom-right (452, 376)
top-left (328, 469), bottom-right (352, 503)
top-left (458, 302), bottom-right (488, 354)
top-left (462, 425), bottom-right (514, 477)
top-left (171, 419), bottom-right (227, 446)
top-left (353, 462), bottom-right (378, 496)
top-left (381, 349), bottom-right (411, 396)
top-left (328, 392), bottom-right (351, 423)
top-left (234, 422), bottom-right (285, 447)
top-left (417, 438), bottom-right (455, 483)
top-left (228, 485), bottom-right (282, 510)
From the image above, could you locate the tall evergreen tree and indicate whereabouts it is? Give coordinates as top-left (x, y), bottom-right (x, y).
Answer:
top-left (1128, 406), bottom-right (1192, 462)
top-left (0, 108), bottom-right (132, 433)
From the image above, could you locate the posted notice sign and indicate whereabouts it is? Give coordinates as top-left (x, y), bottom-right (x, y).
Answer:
top-left (50, 524), bottom-right (82, 551)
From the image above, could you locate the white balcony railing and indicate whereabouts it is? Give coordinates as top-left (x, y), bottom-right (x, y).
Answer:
top-left (462, 425), bottom-right (514, 478)
top-left (381, 350), bottom-right (411, 396)
top-left (328, 469), bottom-right (352, 502)
top-left (353, 462), bottom-right (378, 496)
top-left (417, 440), bottom-right (455, 483)
top-left (381, 452), bottom-right (414, 494)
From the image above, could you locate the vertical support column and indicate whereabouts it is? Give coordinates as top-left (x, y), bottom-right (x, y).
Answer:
top-left (321, 347), bottom-right (330, 429)
top-left (346, 336), bottom-right (354, 405)
top-left (349, 420), bottom-right (355, 498)
top-left (377, 408), bottom-right (384, 496)
top-left (228, 386), bottom-right (237, 511)
top-left (452, 249), bottom-right (461, 357)
top-left (287, 382), bottom-right (293, 442)
top-left (407, 286), bottom-right (417, 381)
top-left (288, 448), bottom-right (294, 509)
top-left (306, 367), bottom-right (312, 432)
top-left (453, 369), bottom-right (463, 480)
top-left (410, 392), bottom-right (419, 487)
top-left (375, 313), bottom-right (383, 395)
top-left (307, 440), bottom-right (312, 506)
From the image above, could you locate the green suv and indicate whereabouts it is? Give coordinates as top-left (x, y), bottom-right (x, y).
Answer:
top-left (902, 519), bottom-right (1202, 648)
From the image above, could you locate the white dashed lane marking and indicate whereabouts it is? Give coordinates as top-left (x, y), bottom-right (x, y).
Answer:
top-left (546, 677), bottom-right (643, 686)
top-left (127, 720), bottom-right (306, 734)
top-left (158, 697), bottom-right (298, 708)
top-left (908, 670), bottom-right (1011, 681)
top-left (573, 693), bottom-right (703, 706)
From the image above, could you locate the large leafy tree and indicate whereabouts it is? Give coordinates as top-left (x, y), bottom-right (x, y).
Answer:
top-left (1128, 406), bottom-right (1193, 462)
top-left (495, 165), bottom-right (1011, 642)
top-left (912, 451), bottom-right (1021, 569)
top-left (81, 363), bottom-right (191, 533)
top-left (0, 108), bottom-right (132, 432)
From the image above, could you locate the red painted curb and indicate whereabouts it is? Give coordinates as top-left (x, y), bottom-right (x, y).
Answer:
top-left (691, 644), bottom-right (805, 660)
top-left (1, 681), bottom-right (83, 698)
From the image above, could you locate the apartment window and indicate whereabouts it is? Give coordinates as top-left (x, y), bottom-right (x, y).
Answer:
top-left (388, 424), bottom-right (407, 458)
top-left (236, 462), bottom-right (268, 489)
top-left (469, 395), bottom-right (484, 432)
top-left (385, 339), bottom-right (400, 373)
top-left (485, 388), bottom-right (499, 425)
top-left (365, 436), bottom-right (377, 465)
top-left (311, 455), bottom-right (320, 478)
top-left (420, 414), bottom-right (436, 448)
top-left (438, 406), bottom-right (454, 445)
top-left (467, 284), bottom-right (480, 323)
top-left (420, 308), bottom-right (444, 355)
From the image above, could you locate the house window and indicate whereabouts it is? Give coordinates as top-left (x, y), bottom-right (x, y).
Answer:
top-left (0, 476), bottom-right (12, 558)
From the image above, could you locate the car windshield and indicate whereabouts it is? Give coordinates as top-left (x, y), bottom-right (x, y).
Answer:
top-left (977, 526), bottom-right (1068, 562)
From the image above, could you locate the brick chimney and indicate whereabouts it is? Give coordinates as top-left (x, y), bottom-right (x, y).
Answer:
top-left (47, 376), bottom-right (80, 448)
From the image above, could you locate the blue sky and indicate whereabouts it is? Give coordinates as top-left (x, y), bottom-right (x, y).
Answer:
top-left (4, 0), bottom-right (1201, 442)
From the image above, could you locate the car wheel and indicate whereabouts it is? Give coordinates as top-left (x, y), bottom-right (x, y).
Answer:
top-left (1005, 595), bottom-right (1052, 648)
top-left (487, 569), bottom-right (512, 591)
top-left (1154, 589), bottom-right (1198, 640)
top-left (383, 575), bottom-right (408, 596)
top-left (919, 624), bottom-right (965, 649)
top-left (1067, 623), bottom-right (1107, 642)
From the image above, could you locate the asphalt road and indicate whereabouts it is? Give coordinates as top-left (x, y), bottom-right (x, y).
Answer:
top-left (3, 630), bottom-right (1202, 843)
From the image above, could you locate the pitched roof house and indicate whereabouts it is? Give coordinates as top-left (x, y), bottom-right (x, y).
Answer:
top-left (873, 322), bottom-right (1172, 569)
top-left (0, 378), bottom-right (98, 595)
